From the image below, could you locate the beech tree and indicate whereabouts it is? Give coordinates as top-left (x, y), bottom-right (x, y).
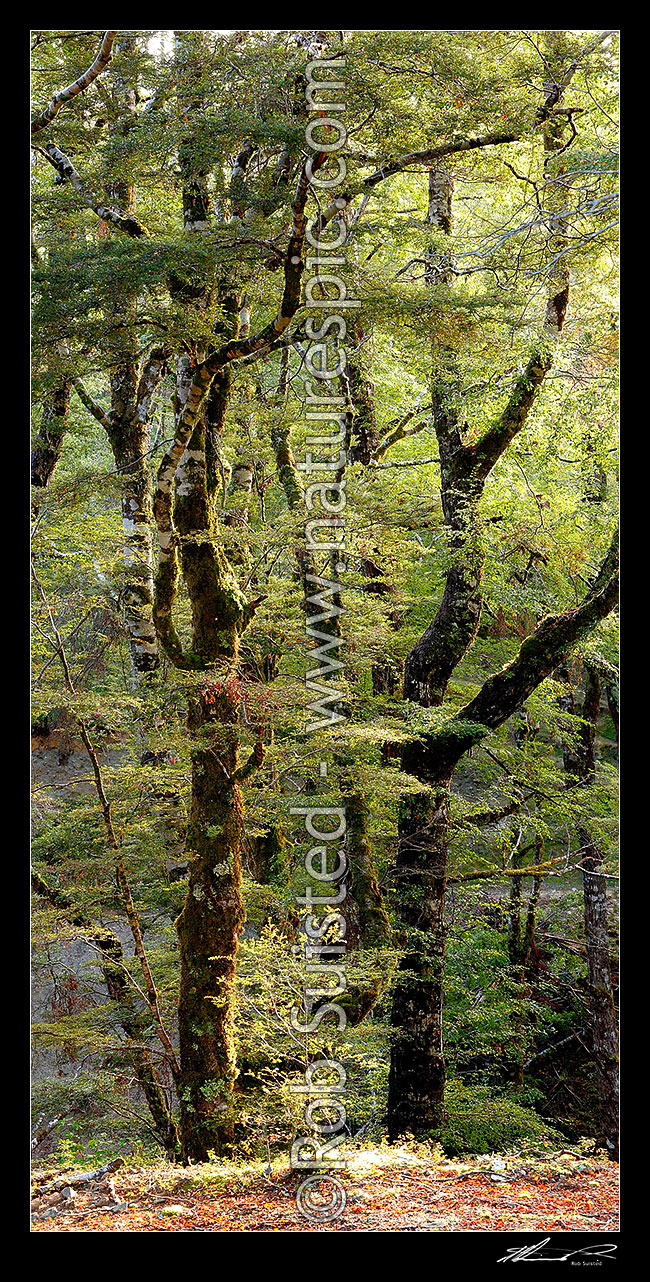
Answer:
top-left (386, 30), bottom-right (618, 1139)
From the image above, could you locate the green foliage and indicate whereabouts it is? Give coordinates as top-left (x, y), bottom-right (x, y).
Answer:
top-left (434, 1079), bottom-right (560, 1157)
top-left (444, 919), bottom-right (554, 1072)
top-left (32, 1071), bottom-right (163, 1166)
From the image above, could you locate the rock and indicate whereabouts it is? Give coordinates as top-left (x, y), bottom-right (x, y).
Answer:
top-left (160, 1205), bottom-right (187, 1216)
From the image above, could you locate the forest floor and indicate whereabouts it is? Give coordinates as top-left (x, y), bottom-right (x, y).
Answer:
top-left (31, 1144), bottom-right (618, 1233)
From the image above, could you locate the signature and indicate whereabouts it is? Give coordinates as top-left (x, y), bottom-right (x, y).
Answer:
top-left (497, 1238), bottom-right (617, 1263)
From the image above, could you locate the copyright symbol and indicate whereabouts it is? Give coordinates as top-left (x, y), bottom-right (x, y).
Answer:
top-left (296, 1175), bottom-right (347, 1222)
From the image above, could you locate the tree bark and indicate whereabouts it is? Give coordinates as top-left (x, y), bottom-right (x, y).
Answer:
top-left (336, 770), bottom-right (393, 1026)
top-left (110, 359), bottom-right (164, 679)
top-left (151, 181), bottom-right (263, 1156)
top-left (387, 773), bottom-right (450, 1139)
top-left (175, 682), bottom-right (247, 1160)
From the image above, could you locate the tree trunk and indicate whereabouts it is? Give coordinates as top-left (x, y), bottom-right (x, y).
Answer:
top-left (336, 769), bottom-right (393, 1026)
top-left (175, 682), bottom-right (246, 1160)
top-left (104, 346), bottom-right (163, 679)
top-left (31, 380), bottom-right (71, 488)
top-left (102, 57), bottom-right (162, 680)
top-left (152, 281), bottom-right (256, 1160)
top-left (506, 840), bottom-right (543, 1086)
top-left (388, 757), bottom-right (451, 1138)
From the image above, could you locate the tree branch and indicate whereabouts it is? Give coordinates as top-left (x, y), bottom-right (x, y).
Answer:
top-left (233, 737), bottom-right (266, 783)
top-left (71, 376), bottom-right (111, 430)
top-left (317, 131), bottom-right (519, 230)
top-left (31, 29), bottom-right (118, 136)
top-left (136, 347), bottom-right (168, 422)
top-left (36, 142), bottom-right (148, 237)
top-left (31, 379), bottom-right (71, 487)
top-left (448, 857), bottom-right (563, 884)
top-left (458, 529), bottom-right (618, 736)
top-left (461, 348), bottom-right (553, 480)
top-left (374, 406), bottom-right (434, 460)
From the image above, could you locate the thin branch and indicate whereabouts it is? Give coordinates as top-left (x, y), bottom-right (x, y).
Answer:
top-left (448, 858), bottom-right (561, 884)
top-left (31, 565), bottom-right (180, 1078)
top-left (316, 130), bottom-right (519, 230)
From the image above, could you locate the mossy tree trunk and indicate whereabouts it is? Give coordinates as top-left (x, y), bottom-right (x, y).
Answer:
top-left (156, 315), bottom-right (255, 1160)
top-left (175, 682), bottom-right (247, 1159)
top-left (338, 769), bottom-right (393, 1026)
top-left (389, 192), bottom-right (550, 1140)
top-left (102, 49), bottom-right (163, 681)
top-left (151, 143), bottom-right (315, 1160)
top-left (156, 506), bottom-right (257, 1159)
top-left (107, 348), bottom-right (166, 680)
top-left (253, 824), bottom-right (291, 888)
top-left (387, 761), bottom-right (451, 1139)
